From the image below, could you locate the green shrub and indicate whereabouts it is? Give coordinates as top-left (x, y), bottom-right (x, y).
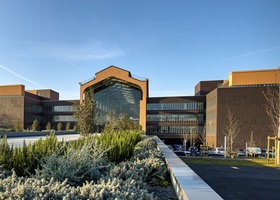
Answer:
top-left (66, 122), bottom-right (71, 131)
top-left (32, 119), bottom-right (39, 131)
top-left (45, 122), bottom-right (52, 130)
top-left (97, 129), bottom-right (142, 163)
top-left (0, 132), bottom-right (60, 176)
top-left (57, 122), bottom-right (63, 131)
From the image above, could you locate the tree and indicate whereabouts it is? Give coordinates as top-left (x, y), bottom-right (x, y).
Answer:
top-left (104, 112), bottom-right (141, 132)
top-left (223, 108), bottom-right (240, 153)
top-left (66, 122), bottom-right (71, 131)
top-left (14, 120), bottom-right (22, 132)
top-left (57, 122), bottom-right (63, 131)
top-left (73, 92), bottom-right (96, 136)
top-left (263, 87), bottom-right (280, 136)
top-left (248, 131), bottom-right (256, 148)
top-left (45, 122), bottom-right (52, 130)
top-left (263, 85), bottom-right (280, 165)
top-left (32, 119), bottom-right (39, 131)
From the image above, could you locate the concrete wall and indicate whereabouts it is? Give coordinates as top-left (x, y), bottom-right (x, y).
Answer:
top-left (155, 136), bottom-right (222, 200)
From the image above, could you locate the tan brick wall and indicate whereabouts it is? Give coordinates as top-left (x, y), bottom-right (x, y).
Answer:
top-left (216, 86), bottom-right (275, 149)
top-left (0, 85), bottom-right (25, 96)
top-left (0, 96), bottom-right (24, 129)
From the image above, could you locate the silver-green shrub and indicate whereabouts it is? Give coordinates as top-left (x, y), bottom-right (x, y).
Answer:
top-left (35, 140), bottom-right (110, 186)
top-left (0, 136), bottom-right (170, 199)
top-left (0, 170), bottom-right (155, 200)
top-left (0, 170), bottom-right (77, 200)
top-left (77, 178), bottom-right (154, 200)
top-left (108, 137), bottom-right (169, 187)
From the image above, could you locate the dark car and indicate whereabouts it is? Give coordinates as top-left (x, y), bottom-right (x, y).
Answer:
top-left (173, 151), bottom-right (188, 157)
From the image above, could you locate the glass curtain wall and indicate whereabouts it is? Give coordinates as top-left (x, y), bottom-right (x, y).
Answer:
top-left (93, 81), bottom-right (142, 125)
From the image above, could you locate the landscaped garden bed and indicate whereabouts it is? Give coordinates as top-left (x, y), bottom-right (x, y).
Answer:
top-left (0, 131), bottom-right (177, 199)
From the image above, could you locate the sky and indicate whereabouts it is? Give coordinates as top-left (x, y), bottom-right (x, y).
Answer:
top-left (0, 0), bottom-right (280, 100)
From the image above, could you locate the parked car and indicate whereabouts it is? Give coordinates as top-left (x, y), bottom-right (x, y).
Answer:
top-left (173, 150), bottom-right (188, 157)
top-left (208, 147), bottom-right (225, 156)
top-left (200, 146), bottom-right (211, 155)
top-left (234, 149), bottom-right (246, 157)
top-left (246, 147), bottom-right (261, 157)
top-left (173, 144), bottom-right (184, 151)
top-left (261, 149), bottom-right (275, 158)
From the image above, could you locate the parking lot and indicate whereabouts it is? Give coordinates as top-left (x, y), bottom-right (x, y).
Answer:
top-left (188, 163), bottom-right (280, 200)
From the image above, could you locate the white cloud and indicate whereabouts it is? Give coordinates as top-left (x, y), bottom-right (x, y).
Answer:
top-left (218, 46), bottom-right (280, 62)
top-left (0, 64), bottom-right (46, 88)
top-left (13, 40), bottom-right (126, 61)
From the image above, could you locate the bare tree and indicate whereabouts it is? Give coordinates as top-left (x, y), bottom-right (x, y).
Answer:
top-left (248, 131), bottom-right (256, 147)
top-left (223, 108), bottom-right (241, 153)
top-left (182, 133), bottom-right (190, 151)
top-left (263, 87), bottom-right (280, 136)
top-left (197, 128), bottom-right (206, 146)
top-left (263, 86), bottom-right (280, 165)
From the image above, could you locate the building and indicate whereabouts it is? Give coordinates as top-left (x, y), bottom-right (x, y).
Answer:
top-left (0, 66), bottom-right (279, 149)
top-left (79, 66), bottom-right (149, 130)
top-left (146, 96), bottom-right (206, 145)
top-left (0, 84), bottom-right (77, 130)
top-left (205, 69), bottom-right (280, 149)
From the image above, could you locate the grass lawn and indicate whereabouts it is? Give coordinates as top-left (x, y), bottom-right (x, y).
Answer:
top-left (181, 156), bottom-right (280, 168)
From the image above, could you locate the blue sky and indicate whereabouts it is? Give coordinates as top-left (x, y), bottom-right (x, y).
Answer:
top-left (0, 0), bottom-right (279, 100)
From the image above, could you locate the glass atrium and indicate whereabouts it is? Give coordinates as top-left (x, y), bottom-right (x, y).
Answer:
top-left (93, 80), bottom-right (142, 125)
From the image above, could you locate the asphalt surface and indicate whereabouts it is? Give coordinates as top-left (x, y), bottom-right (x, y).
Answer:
top-left (188, 163), bottom-right (280, 200)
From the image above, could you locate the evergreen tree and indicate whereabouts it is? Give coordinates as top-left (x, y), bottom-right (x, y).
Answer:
top-left (73, 90), bottom-right (96, 135)
top-left (45, 122), bottom-right (52, 130)
top-left (32, 119), bottom-right (39, 131)
top-left (66, 122), bottom-right (71, 131)
top-left (57, 122), bottom-right (63, 131)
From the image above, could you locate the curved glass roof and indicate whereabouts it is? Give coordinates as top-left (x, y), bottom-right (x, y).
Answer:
top-left (92, 80), bottom-right (142, 124)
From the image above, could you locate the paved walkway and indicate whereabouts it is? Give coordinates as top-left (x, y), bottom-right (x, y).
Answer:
top-left (6, 134), bottom-right (81, 147)
top-left (188, 163), bottom-right (280, 200)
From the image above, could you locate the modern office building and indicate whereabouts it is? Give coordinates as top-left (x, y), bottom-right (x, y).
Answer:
top-left (206, 69), bottom-right (280, 149)
top-left (0, 66), bottom-right (279, 149)
top-left (0, 84), bottom-right (77, 130)
top-left (146, 96), bottom-right (206, 145)
top-left (79, 66), bottom-right (149, 130)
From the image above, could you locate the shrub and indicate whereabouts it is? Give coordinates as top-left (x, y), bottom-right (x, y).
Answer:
top-left (32, 119), bottom-right (39, 131)
top-left (77, 178), bottom-right (154, 200)
top-left (45, 122), bottom-right (52, 130)
top-left (0, 136), bottom-right (170, 199)
top-left (0, 169), bottom-right (155, 200)
top-left (105, 137), bottom-right (169, 188)
top-left (66, 122), bottom-right (71, 131)
top-left (0, 132), bottom-right (60, 176)
top-left (57, 122), bottom-right (63, 131)
top-left (97, 129), bottom-right (142, 163)
top-left (35, 139), bottom-right (110, 186)
top-left (0, 170), bottom-right (77, 199)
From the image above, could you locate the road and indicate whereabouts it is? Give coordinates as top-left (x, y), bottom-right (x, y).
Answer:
top-left (6, 134), bottom-right (81, 147)
top-left (188, 163), bottom-right (280, 200)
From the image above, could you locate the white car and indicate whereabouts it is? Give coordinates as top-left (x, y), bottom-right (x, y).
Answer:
top-left (246, 147), bottom-right (261, 157)
top-left (208, 147), bottom-right (225, 156)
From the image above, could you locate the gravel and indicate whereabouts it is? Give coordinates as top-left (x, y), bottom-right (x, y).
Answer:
top-left (148, 185), bottom-right (178, 200)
